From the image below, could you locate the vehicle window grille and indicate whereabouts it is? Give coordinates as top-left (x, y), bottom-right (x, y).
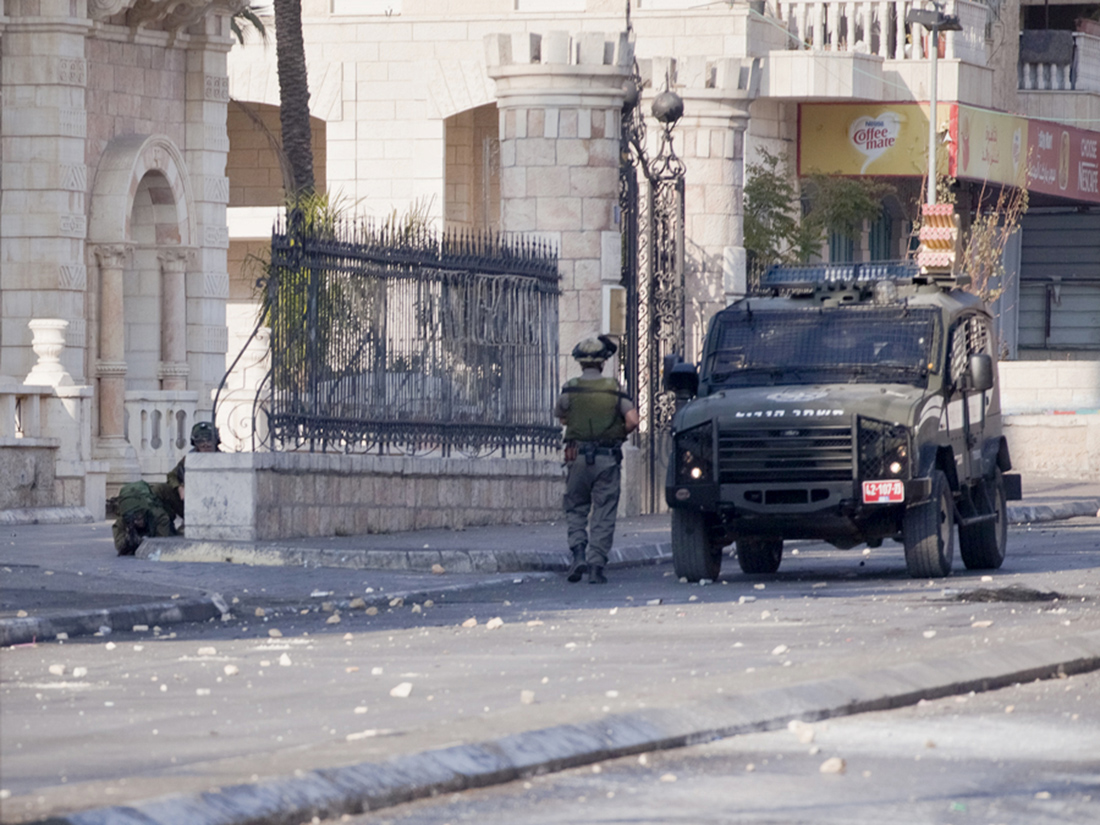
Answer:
top-left (718, 426), bottom-right (853, 483)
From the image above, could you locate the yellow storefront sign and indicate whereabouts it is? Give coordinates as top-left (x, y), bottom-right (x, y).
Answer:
top-left (799, 103), bottom-right (952, 177)
top-left (951, 104), bottom-right (1029, 189)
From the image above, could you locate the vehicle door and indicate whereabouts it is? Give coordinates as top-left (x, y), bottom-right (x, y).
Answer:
top-left (946, 313), bottom-right (993, 482)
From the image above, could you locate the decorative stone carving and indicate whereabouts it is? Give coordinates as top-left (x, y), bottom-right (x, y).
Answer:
top-left (127, 0), bottom-right (245, 34)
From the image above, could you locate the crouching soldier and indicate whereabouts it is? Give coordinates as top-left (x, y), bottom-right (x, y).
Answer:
top-left (161, 421), bottom-right (221, 527)
top-left (112, 480), bottom-right (178, 556)
top-left (555, 335), bottom-right (639, 584)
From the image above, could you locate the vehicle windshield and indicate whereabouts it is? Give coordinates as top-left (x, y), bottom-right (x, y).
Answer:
top-left (703, 306), bottom-right (941, 388)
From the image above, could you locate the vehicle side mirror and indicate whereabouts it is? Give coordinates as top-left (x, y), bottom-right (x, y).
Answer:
top-left (968, 353), bottom-right (993, 393)
top-left (666, 361), bottom-right (699, 399)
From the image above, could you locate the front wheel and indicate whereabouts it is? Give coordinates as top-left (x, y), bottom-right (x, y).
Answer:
top-left (902, 469), bottom-right (955, 578)
top-left (671, 508), bottom-right (722, 582)
top-left (959, 470), bottom-right (1007, 570)
top-left (736, 538), bottom-right (783, 574)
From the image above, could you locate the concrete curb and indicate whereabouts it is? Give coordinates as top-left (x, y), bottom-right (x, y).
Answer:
top-left (0, 507), bottom-right (94, 526)
top-left (137, 537), bottom-right (673, 573)
top-left (0, 595), bottom-right (229, 648)
top-left (1008, 499), bottom-right (1100, 524)
top-left (35, 629), bottom-right (1100, 825)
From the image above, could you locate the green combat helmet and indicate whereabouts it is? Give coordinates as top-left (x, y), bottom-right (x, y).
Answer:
top-left (572, 335), bottom-right (617, 367)
top-left (191, 420), bottom-right (219, 449)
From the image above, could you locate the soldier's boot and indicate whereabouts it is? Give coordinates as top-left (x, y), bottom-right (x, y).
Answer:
top-left (588, 565), bottom-right (607, 584)
top-left (566, 546), bottom-right (588, 583)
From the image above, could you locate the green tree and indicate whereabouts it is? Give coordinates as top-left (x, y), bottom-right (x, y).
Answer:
top-left (743, 150), bottom-right (894, 280)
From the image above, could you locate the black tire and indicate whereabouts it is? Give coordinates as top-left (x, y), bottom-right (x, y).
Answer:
top-left (903, 469), bottom-right (955, 578)
top-left (959, 470), bottom-right (1007, 570)
top-left (736, 538), bottom-right (783, 574)
top-left (671, 508), bottom-right (722, 582)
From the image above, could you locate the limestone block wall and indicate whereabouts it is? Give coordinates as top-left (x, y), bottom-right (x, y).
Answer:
top-left (485, 30), bottom-right (632, 379)
top-left (1004, 414), bottom-right (1100, 480)
top-left (185, 452), bottom-right (564, 542)
top-left (999, 361), bottom-right (1100, 413)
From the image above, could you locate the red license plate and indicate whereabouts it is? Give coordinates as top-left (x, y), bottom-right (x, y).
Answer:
top-left (862, 480), bottom-right (905, 503)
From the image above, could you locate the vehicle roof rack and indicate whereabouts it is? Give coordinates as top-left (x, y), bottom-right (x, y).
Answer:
top-left (759, 261), bottom-right (921, 292)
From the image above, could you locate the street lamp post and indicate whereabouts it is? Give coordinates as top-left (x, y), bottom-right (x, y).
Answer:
top-left (906, 2), bottom-right (962, 205)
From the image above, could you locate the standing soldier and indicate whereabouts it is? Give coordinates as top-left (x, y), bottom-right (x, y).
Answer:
top-left (555, 335), bottom-right (640, 584)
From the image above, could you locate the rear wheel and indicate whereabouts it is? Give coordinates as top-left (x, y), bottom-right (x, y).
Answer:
top-left (903, 469), bottom-right (955, 578)
top-left (959, 470), bottom-right (1007, 570)
top-left (671, 508), bottom-right (722, 582)
top-left (736, 538), bottom-right (783, 574)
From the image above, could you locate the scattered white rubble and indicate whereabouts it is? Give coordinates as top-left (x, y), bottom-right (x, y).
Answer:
top-left (520, 690), bottom-right (536, 705)
top-left (819, 757), bottom-right (846, 774)
top-left (197, 646), bottom-right (216, 656)
top-left (278, 653), bottom-right (292, 667)
top-left (389, 682), bottom-right (413, 698)
top-left (485, 617), bottom-right (504, 630)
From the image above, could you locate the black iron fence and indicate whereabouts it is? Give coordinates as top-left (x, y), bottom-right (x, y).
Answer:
top-left (264, 213), bottom-right (560, 456)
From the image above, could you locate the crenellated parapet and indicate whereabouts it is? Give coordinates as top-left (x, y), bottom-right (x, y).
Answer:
top-left (485, 30), bottom-right (634, 379)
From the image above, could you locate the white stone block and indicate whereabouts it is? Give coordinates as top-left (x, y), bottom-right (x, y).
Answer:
top-left (186, 452), bottom-right (259, 541)
top-left (543, 31), bottom-right (571, 65)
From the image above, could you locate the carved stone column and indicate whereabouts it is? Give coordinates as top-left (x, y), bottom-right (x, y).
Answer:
top-left (673, 57), bottom-right (758, 356)
top-left (158, 248), bottom-right (194, 391)
top-left (486, 30), bottom-right (633, 381)
top-left (93, 244), bottom-right (140, 483)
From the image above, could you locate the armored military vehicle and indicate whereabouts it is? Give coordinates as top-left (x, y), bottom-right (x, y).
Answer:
top-left (665, 261), bottom-right (1021, 580)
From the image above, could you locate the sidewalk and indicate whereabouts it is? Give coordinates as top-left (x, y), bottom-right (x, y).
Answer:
top-left (2, 477), bottom-right (1097, 648)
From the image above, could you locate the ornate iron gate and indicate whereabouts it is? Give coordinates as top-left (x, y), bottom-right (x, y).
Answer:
top-left (259, 212), bottom-right (561, 457)
top-left (619, 59), bottom-right (687, 513)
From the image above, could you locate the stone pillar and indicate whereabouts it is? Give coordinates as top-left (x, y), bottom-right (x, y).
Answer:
top-left (676, 58), bottom-right (756, 359)
top-left (485, 30), bottom-right (633, 381)
top-left (158, 248), bottom-right (193, 391)
top-left (93, 244), bottom-right (140, 482)
top-left (184, 18), bottom-right (232, 414)
top-left (0, 10), bottom-right (92, 383)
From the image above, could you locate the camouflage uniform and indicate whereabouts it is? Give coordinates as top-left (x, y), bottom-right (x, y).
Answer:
top-left (112, 481), bottom-right (178, 556)
top-left (555, 336), bottom-right (636, 584)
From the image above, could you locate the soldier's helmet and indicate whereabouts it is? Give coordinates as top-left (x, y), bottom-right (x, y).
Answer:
top-left (572, 335), bottom-right (617, 367)
top-left (191, 420), bottom-right (219, 448)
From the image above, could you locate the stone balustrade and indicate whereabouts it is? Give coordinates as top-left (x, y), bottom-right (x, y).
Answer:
top-left (774, 0), bottom-right (987, 63)
top-left (124, 390), bottom-right (198, 479)
top-left (0, 380), bottom-right (54, 442)
top-left (1019, 32), bottom-right (1100, 91)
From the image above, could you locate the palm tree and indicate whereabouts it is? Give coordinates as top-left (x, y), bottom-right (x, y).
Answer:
top-left (272, 0), bottom-right (314, 199)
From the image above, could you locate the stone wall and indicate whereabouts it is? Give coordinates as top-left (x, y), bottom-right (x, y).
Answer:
top-left (1004, 414), bottom-right (1100, 480)
top-left (185, 451), bottom-right (564, 542)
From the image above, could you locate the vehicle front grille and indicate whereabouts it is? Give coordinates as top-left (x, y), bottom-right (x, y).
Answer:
top-left (717, 425), bottom-right (854, 484)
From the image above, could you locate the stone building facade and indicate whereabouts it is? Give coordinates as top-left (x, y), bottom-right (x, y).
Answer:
top-left (0, 0), bottom-right (235, 516)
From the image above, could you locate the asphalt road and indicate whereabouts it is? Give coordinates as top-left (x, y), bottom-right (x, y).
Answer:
top-left (2, 519), bottom-right (1099, 823)
top-left (360, 671), bottom-right (1100, 825)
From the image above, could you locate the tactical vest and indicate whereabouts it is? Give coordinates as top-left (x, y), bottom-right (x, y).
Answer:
top-left (562, 377), bottom-right (628, 442)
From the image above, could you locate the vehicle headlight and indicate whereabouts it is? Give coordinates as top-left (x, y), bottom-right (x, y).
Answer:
top-left (857, 418), bottom-right (910, 479)
top-left (675, 422), bottom-right (714, 484)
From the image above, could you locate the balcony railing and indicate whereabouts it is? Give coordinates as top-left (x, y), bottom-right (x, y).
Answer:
top-left (0, 381), bottom-right (54, 441)
top-left (124, 390), bottom-right (198, 477)
top-left (774, 0), bottom-right (988, 63)
top-left (1019, 31), bottom-right (1100, 92)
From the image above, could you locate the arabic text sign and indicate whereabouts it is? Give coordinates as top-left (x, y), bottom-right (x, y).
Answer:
top-left (1027, 121), bottom-right (1100, 204)
top-left (949, 105), bottom-right (1029, 188)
